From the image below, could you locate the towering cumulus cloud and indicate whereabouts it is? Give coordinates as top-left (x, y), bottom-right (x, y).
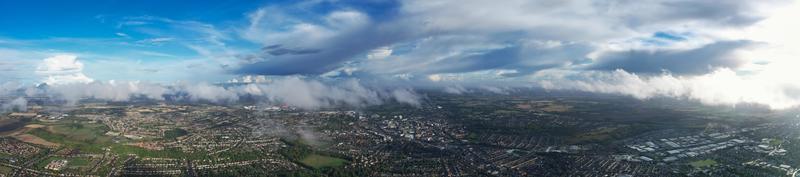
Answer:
top-left (35, 55), bottom-right (93, 85)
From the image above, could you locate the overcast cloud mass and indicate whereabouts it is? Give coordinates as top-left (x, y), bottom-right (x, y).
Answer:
top-left (1, 0), bottom-right (799, 109)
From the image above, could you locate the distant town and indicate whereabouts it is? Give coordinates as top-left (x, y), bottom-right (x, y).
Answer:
top-left (1, 92), bottom-right (800, 176)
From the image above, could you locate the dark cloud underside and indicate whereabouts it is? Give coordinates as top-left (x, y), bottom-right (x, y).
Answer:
top-left (588, 40), bottom-right (755, 75)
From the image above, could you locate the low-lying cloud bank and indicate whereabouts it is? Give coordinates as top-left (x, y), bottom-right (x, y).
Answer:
top-left (534, 69), bottom-right (800, 109)
top-left (0, 77), bottom-right (423, 110)
top-left (1, 97), bottom-right (27, 112)
top-left (1, 82), bottom-right (28, 113)
top-left (5, 69), bottom-right (800, 112)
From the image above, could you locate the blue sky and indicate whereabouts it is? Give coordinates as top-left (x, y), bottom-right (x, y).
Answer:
top-left (0, 0), bottom-right (400, 38)
top-left (0, 0), bottom-right (406, 83)
top-left (2, 0), bottom-right (800, 109)
top-left (1, 1), bottom-right (255, 38)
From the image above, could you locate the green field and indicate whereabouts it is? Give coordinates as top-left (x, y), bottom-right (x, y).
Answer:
top-left (49, 122), bottom-right (112, 144)
top-left (0, 152), bottom-right (12, 158)
top-left (22, 120), bottom-right (116, 153)
top-left (110, 144), bottom-right (185, 158)
top-left (163, 128), bottom-right (189, 140)
top-left (68, 157), bottom-right (92, 167)
top-left (689, 159), bottom-right (717, 168)
top-left (300, 154), bottom-right (348, 169)
top-left (28, 128), bottom-right (107, 153)
top-left (0, 165), bottom-right (13, 174)
top-left (768, 139), bottom-right (782, 146)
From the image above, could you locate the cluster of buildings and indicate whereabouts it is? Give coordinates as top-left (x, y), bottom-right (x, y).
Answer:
top-left (743, 160), bottom-right (797, 176)
top-left (624, 128), bottom-right (763, 163)
top-left (0, 138), bottom-right (40, 160)
top-left (753, 138), bottom-right (788, 156)
top-left (43, 159), bottom-right (68, 171)
top-left (661, 139), bottom-right (747, 162)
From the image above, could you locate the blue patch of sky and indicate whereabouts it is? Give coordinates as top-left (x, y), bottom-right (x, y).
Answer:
top-left (640, 31), bottom-right (689, 46)
top-left (652, 31), bottom-right (687, 41)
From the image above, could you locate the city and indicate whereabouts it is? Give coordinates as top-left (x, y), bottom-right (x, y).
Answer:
top-left (2, 91), bottom-right (800, 176)
top-left (2, 0), bottom-right (800, 176)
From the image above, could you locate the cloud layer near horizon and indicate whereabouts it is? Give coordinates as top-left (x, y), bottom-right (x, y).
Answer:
top-left (2, 0), bottom-right (800, 110)
top-left (0, 76), bottom-right (423, 111)
top-left (532, 68), bottom-right (800, 109)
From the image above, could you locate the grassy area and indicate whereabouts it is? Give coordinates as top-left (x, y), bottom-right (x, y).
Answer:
top-left (300, 154), bottom-right (348, 169)
top-left (279, 139), bottom-right (349, 169)
top-left (769, 139), bottom-right (782, 146)
top-left (163, 128), bottom-right (189, 140)
top-left (50, 122), bottom-right (112, 144)
top-left (567, 126), bottom-right (625, 144)
top-left (689, 159), bottom-right (717, 168)
top-left (110, 144), bottom-right (185, 158)
top-left (22, 121), bottom-right (114, 153)
top-left (0, 152), bottom-right (12, 158)
top-left (0, 165), bottom-right (13, 174)
top-left (68, 157), bottom-right (92, 167)
top-left (28, 128), bottom-right (108, 153)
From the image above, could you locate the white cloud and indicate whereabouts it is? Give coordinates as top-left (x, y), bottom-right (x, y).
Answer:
top-left (180, 82), bottom-right (239, 103)
top-left (367, 46), bottom-right (392, 60)
top-left (3, 0), bottom-right (798, 110)
top-left (427, 74), bottom-right (441, 82)
top-left (479, 86), bottom-right (510, 95)
top-left (228, 75), bottom-right (270, 84)
top-left (36, 55), bottom-right (94, 85)
top-left (529, 1), bottom-right (800, 110)
top-left (236, 77), bottom-right (386, 109)
top-left (136, 37), bottom-right (174, 45)
top-left (2, 77), bottom-right (423, 109)
top-left (391, 89), bottom-right (422, 107)
top-left (443, 85), bottom-right (469, 94)
top-left (0, 97), bottom-right (27, 113)
top-left (535, 68), bottom-right (800, 109)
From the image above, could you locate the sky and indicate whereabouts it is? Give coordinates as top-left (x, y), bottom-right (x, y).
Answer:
top-left (1, 0), bottom-right (800, 109)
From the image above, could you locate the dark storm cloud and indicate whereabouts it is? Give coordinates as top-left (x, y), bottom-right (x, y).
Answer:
top-left (589, 40), bottom-right (756, 75)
